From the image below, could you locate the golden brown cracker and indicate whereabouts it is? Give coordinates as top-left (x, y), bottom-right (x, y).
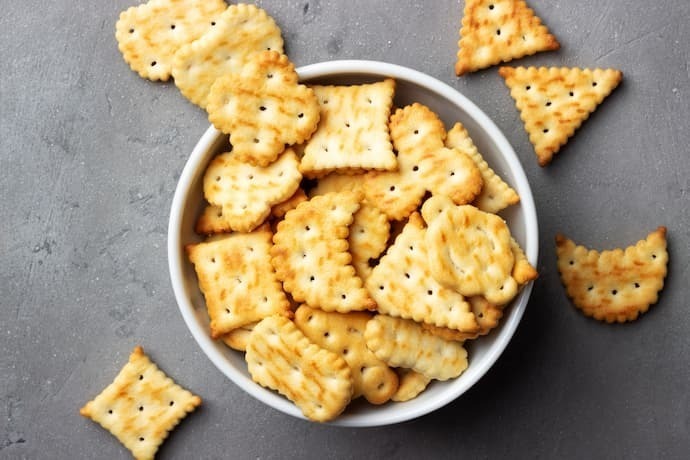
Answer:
top-left (455, 0), bottom-right (560, 76)
top-left (220, 322), bottom-right (258, 352)
top-left (207, 50), bottom-right (320, 167)
top-left (365, 315), bottom-right (469, 381)
top-left (80, 346), bottom-right (201, 460)
top-left (422, 196), bottom-right (518, 305)
top-left (556, 227), bottom-right (668, 323)
top-left (423, 296), bottom-right (504, 341)
top-left (308, 173), bottom-right (365, 197)
top-left (499, 66), bottom-right (623, 165)
top-left (245, 316), bottom-right (353, 422)
top-left (364, 103), bottom-right (482, 220)
top-left (271, 192), bottom-right (376, 313)
top-left (172, 3), bottom-right (284, 108)
top-left (366, 213), bottom-right (478, 332)
top-left (299, 80), bottom-right (397, 177)
top-left (186, 228), bottom-right (291, 338)
top-left (294, 305), bottom-right (398, 405)
top-left (391, 369), bottom-right (432, 402)
top-left (446, 122), bottom-right (520, 213)
top-left (115, 0), bottom-right (226, 81)
top-left (270, 188), bottom-right (308, 219)
top-left (510, 236), bottom-right (538, 285)
top-left (202, 149), bottom-right (302, 233)
top-left (195, 204), bottom-right (232, 235)
top-left (349, 203), bottom-right (390, 281)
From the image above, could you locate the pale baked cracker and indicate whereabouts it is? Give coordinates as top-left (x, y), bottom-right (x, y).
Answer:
top-left (365, 315), bottom-right (469, 381)
top-left (271, 191), bottom-right (376, 313)
top-left (115, 0), bottom-right (226, 81)
top-left (294, 305), bottom-right (398, 405)
top-left (186, 227), bottom-right (291, 338)
top-left (363, 103), bottom-right (483, 220)
top-left (349, 203), bottom-right (390, 281)
top-left (80, 346), bottom-right (201, 460)
top-left (270, 188), bottom-right (308, 219)
top-left (220, 322), bottom-right (257, 352)
top-left (308, 173), bottom-right (364, 197)
top-left (202, 149), bottom-right (302, 232)
top-left (299, 79), bottom-right (397, 178)
top-left (422, 196), bottom-right (518, 305)
top-left (556, 227), bottom-right (668, 323)
top-left (391, 369), bottom-right (432, 402)
top-left (207, 50), bottom-right (320, 167)
top-left (499, 66), bottom-right (623, 166)
top-left (245, 315), bottom-right (353, 422)
top-left (446, 122), bottom-right (520, 213)
top-left (423, 296), bottom-right (504, 342)
top-left (172, 3), bottom-right (284, 108)
top-left (455, 0), bottom-right (559, 76)
top-left (365, 213), bottom-right (479, 332)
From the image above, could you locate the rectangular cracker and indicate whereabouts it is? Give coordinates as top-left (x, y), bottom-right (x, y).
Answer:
top-left (364, 315), bottom-right (468, 381)
top-left (245, 316), bottom-right (353, 422)
top-left (186, 227), bottom-right (291, 338)
top-left (80, 346), bottom-right (202, 460)
top-left (294, 305), bottom-right (398, 405)
top-left (299, 79), bottom-right (397, 178)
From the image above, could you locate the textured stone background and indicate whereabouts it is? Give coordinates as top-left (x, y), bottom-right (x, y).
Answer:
top-left (1, 1), bottom-right (688, 458)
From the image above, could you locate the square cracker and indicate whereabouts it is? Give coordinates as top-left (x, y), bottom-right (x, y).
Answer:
top-left (80, 346), bottom-right (201, 460)
top-left (446, 122), bottom-right (519, 214)
top-left (365, 213), bottom-right (478, 333)
top-left (172, 4), bottom-right (284, 108)
top-left (455, 0), bottom-right (559, 76)
top-left (299, 79), bottom-right (397, 178)
top-left (202, 149), bottom-right (302, 233)
top-left (115, 0), bottom-right (227, 81)
top-left (186, 227), bottom-right (291, 338)
top-left (294, 305), bottom-right (398, 405)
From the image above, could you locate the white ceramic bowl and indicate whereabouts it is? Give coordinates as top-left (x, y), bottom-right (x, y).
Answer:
top-left (168, 60), bottom-right (538, 427)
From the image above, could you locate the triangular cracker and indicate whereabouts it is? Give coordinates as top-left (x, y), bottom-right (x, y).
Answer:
top-left (455, 0), bottom-right (559, 75)
top-left (556, 227), bottom-right (668, 323)
top-left (80, 346), bottom-right (201, 460)
top-left (271, 192), bottom-right (376, 313)
top-left (299, 80), bottom-right (397, 178)
top-left (186, 227), bottom-right (291, 338)
top-left (172, 4), bottom-right (284, 108)
top-left (207, 51), bottom-right (320, 167)
top-left (115, 0), bottom-right (227, 81)
top-left (363, 103), bottom-right (483, 220)
top-left (202, 149), bottom-right (302, 233)
top-left (446, 122), bottom-right (519, 213)
top-left (499, 66), bottom-right (623, 165)
top-left (366, 213), bottom-right (479, 332)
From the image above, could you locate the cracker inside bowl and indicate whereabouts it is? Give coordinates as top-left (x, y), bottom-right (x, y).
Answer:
top-left (168, 60), bottom-right (538, 427)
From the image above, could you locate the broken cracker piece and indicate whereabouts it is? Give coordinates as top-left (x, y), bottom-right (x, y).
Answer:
top-left (455, 0), bottom-right (559, 76)
top-left (556, 227), bottom-right (668, 323)
top-left (80, 346), bottom-right (201, 460)
top-left (422, 296), bottom-right (504, 342)
top-left (499, 66), bottom-right (623, 165)
top-left (220, 322), bottom-right (258, 352)
top-left (391, 369), bottom-right (432, 402)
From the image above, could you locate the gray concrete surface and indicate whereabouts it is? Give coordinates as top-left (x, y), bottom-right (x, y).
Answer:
top-left (1, 0), bottom-right (688, 458)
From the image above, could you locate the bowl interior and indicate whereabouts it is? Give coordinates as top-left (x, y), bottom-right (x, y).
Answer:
top-left (169, 61), bottom-right (538, 427)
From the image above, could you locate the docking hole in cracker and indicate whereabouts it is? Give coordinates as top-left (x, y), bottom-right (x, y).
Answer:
top-left (556, 227), bottom-right (668, 323)
top-left (80, 346), bottom-right (201, 460)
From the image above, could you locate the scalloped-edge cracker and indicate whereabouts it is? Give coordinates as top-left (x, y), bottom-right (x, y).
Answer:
top-left (186, 227), bottom-right (291, 338)
top-left (455, 0), bottom-right (559, 76)
top-left (115, 0), bottom-right (227, 81)
top-left (510, 236), bottom-right (538, 285)
top-left (422, 296), bottom-right (504, 341)
top-left (366, 213), bottom-right (478, 332)
top-left (391, 369), bottom-right (432, 402)
top-left (422, 196), bottom-right (518, 305)
top-left (299, 79), bottom-right (397, 178)
top-left (246, 315), bottom-right (353, 422)
top-left (365, 315), bottom-right (469, 381)
top-left (364, 103), bottom-right (482, 220)
top-left (220, 322), bottom-right (258, 352)
top-left (207, 51), bottom-right (320, 167)
top-left (80, 346), bottom-right (201, 460)
top-left (556, 227), bottom-right (668, 323)
top-left (271, 192), bottom-right (376, 313)
top-left (202, 149), bottom-right (302, 233)
top-left (270, 188), bottom-right (308, 219)
top-left (309, 173), bottom-right (364, 197)
top-left (294, 305), bottom-right (398, 405)
top-left (446, 122), bottom-right (519, 213)
top-left (349, 203), bottom-right (390, 281)
top-left (499, 66), bottom-right (623, 165)
top-left (172, 3), bottom-right (284, 108)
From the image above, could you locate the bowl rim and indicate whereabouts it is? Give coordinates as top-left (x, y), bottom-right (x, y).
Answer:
top-left (168, 59), bottom-right (539, 427)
